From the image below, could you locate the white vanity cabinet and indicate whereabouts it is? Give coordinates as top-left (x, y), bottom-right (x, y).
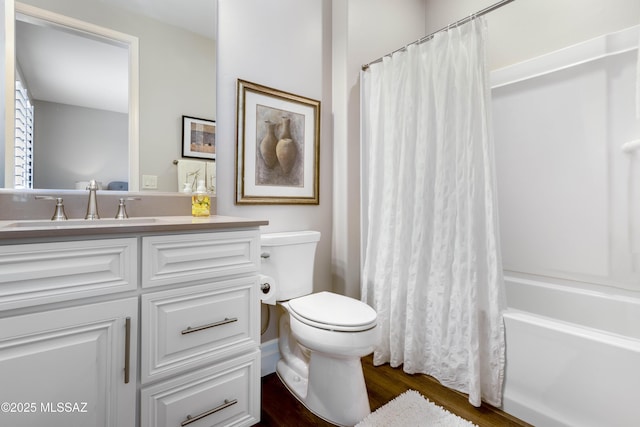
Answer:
top-left (0, 218), bottom-right (266, 427)
top-left (0, 239), bottom-right (138, 427)
top-left (139, 230), bottom-right (261, 427)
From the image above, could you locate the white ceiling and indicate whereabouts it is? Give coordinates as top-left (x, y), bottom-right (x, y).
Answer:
top-left (16, 0), bottom-right (216, 113)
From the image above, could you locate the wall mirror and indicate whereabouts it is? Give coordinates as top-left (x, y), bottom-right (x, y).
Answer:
top-left (4, 2), bottom-right (139, 191)
top-left (3, 0), bottom-right (216, 193)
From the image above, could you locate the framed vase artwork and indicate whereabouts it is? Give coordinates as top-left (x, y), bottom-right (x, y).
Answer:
top-left (182, 115), bottom-right (216, 160)
top-left (235, 79), bottom-right (320, 204)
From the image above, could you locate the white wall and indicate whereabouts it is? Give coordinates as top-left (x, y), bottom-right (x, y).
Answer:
top-left (216, 1), bottom-right (429, 329)
top-left (333, 0), bottom-right (427, 298)
top-left (216, 0), bottom-right (333, 341)
top-left (33, 100), bottom-right (127, 189)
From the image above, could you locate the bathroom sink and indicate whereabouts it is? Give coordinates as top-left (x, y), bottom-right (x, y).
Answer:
top-left (1, 217), bottom-right (161, 229)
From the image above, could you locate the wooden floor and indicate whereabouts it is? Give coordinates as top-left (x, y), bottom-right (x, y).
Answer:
top-left (255, 355), bottom-right (532, 427)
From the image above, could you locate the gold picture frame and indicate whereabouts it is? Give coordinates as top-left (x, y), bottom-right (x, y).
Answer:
top-left (235, 79), bottom-right (320, 204)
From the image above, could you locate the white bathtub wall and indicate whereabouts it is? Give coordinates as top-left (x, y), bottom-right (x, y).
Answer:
top-left (493, 25), bottom-right (640, 293)
top-left (493, 26), bottom-right (640, 427)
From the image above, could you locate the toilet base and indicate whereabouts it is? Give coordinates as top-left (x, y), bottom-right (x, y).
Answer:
top-left (277, 352), bottom-right (371, 427)
top-left (276, 358), bottom-right (309, 402)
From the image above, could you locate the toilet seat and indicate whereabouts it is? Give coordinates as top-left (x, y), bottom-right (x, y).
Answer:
top-left (287, 291), bottom-right (377, 332)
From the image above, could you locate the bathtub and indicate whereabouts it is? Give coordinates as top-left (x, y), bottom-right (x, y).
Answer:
top-left (502, 275), bottom-right (640, 427)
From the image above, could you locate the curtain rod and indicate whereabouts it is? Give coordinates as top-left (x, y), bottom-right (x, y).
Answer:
top-left (361, 0), bottom-right (516, 71)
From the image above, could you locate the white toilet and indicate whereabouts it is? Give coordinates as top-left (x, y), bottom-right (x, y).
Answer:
top-left (260, 230), bottom-right (379, 427)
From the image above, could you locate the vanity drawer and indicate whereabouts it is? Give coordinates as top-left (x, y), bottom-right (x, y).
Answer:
top-left (141, 229), bottom-right (260, 289)
top-left (0, 238), bottom-right (137, 310)
top-left (141, 276), bottom-right (259, 383)
top-left (141, 350), bottom-right (260, 427)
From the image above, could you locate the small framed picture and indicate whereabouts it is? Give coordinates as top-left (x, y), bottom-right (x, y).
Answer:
top-left (182, 115), bottom-right (216, 160)
top-left (235, 79), bottom-right (320, 204)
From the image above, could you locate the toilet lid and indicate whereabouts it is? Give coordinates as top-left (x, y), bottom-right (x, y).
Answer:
top-left (287, 291), bottom-right (377, 332)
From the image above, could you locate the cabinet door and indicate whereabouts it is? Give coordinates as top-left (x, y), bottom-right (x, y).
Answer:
top-left (0, 298), bottom-right (138, 427)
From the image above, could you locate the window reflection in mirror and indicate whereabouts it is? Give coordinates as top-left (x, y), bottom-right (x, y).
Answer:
top-left (14, 78), bottom-right (33, 189)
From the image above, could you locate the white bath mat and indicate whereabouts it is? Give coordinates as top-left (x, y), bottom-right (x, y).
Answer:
top-left (355, 389), bottom-right (478, 427)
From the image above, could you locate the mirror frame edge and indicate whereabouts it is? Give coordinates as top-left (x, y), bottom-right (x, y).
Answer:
top-left (4, 0), bottom-right (15, 188)
top-left (127, 26), bottom-right (139, 192)
top-left (7, 1), bottom-right (139, 191)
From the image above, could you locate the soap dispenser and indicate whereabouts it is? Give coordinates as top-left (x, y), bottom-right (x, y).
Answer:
top-left (191, 180), bottom-right (210, 217)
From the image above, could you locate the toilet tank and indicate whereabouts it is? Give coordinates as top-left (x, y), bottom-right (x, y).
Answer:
top-left (260, 230), bottom-right (320, 301)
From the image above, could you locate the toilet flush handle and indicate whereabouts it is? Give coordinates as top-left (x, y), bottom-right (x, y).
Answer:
top-left (261, 252), bottom-right (270, 259)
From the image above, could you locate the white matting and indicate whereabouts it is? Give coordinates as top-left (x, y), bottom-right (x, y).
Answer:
top-left (355, 389), bottom-right (478, 427)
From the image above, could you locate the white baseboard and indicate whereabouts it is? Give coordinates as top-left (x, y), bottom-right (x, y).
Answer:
top-left (260, 338), bottom-right (280, 377)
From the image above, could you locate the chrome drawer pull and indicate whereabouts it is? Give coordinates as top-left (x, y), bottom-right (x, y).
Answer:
top-left (124, 316), bottom-right (131, 384)
top-left (181, 317), bottom-right (238, 335)
top-left (180, 398), bottom-right (238, 426)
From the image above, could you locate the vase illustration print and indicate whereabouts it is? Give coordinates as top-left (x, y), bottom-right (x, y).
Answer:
top-left (276, 117), bottom-right (297, 174)
top-left (279, 116), bottom-right (292, 140)
top-left (259, 120), bottom-right (278, 168)
top-left (276, 138), bottom-right (297, 174)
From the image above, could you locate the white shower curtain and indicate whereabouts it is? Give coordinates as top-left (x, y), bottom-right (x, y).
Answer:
top-left (361, 17), bottom-right (506, 407)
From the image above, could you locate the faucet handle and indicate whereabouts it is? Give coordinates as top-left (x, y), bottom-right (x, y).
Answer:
top-left (35, 196), bottom-right (68, 221)
top-left (115, 197), bottom-right (141, 219)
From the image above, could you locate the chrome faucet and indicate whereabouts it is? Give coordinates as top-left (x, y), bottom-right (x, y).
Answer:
top-left (84, 179), bottom-right (100, 220)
